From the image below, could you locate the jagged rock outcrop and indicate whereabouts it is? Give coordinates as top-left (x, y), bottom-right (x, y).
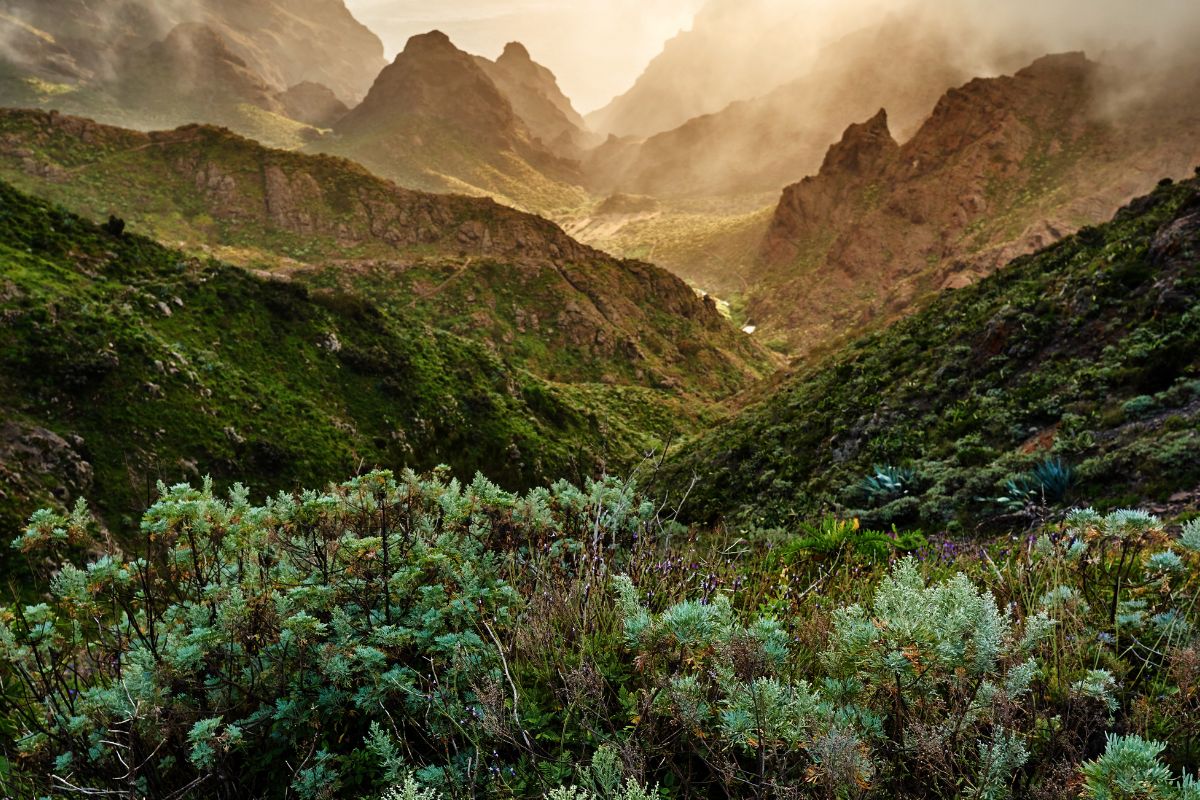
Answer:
top-left (583, 16), bottom-right (1009, 199)
top-left (750, 52), bottom-right (1200, 352)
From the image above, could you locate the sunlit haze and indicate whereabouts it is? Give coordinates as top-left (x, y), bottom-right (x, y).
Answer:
top-left (344, 0), bottom-right (706, 112)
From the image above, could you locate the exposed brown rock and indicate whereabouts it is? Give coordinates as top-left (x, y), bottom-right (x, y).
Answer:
top-left (753, 52), bottom-right (1200, 353)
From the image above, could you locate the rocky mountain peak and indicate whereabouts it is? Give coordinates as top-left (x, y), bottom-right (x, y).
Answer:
top-left (1015, 51), bottom-right (1092, 81)
top-left (402, 29), bottom-right (457, 56)
top-left (335, 30), bottom-right (518, 140)
top-left (473, 40), bottom-right (595, 158)
top-left (499, 42), bottom-right (533, 64)
top-left (818, 108), bottom-right (899, 177)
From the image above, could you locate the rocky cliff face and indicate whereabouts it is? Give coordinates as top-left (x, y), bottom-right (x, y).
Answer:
top-left (751, 53), bottom-right (1200, 352)
top-left (583, 17), bottom-right (1004, 199)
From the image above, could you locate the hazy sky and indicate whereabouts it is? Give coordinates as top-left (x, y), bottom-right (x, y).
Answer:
top-left (344, 0), bottom-right (706, 113)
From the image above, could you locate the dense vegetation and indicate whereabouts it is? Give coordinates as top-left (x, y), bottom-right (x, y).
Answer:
top-left (0, 180), bottom-right (703, 556)
top-left (1, 468), bottom-right (1197, 799)
top-left (661, 175), bottom-right (1200, 531)
top-left (0, 109), bottom-right (771, 395)
top-left (0, 73), bottom-right (1197, 800)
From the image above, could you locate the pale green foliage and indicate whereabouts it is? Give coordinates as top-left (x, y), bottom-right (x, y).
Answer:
top-left (1072, 670), bottom-right (1120, 714)
top-left (541, 746), bottom-right (656, 800)
top-left (1180, 519), bottom-right (1200, 552)
top-left (382, 773), bottom-right (443, 800)
top-left (1081, 735), bottom-right (1197, 800)
top-left (825, 557), bottom-right (1045, 685)
top-left (973, 728), bottom-right (1029, 800)
top-left (0, 470), bottom-right (545, 797)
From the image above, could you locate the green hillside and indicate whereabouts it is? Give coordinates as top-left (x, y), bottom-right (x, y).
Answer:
top-left (661, 174), bottom-right (1200, 529)
top-left (0, 110), bottom-right (772, 395)
top-left (0, 180), bottom-right (712, 556)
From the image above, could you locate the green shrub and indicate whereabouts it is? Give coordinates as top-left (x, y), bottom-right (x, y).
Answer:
top-left (3, 470), bottom-right (527, 798)
top-left (859, 465), bottom-right (918, 505)
top-left (1081, 734), bottom-right (1198, 800)
top-left (1122, 395), bottom-right (1159, 420)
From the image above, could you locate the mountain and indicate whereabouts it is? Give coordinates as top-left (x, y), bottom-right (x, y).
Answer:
top-left (585, 0), bottom-right (817, 139)
top-left (0, 0), bottom-right (383, 104)
top-left (747, 53), bottom-right (1200, 352)
top-left (315, 31), bottom-right (586, 213)
top-left (114, 22), bottom-right (287, 120)
top-left (658, 173), bottom-right (1200, 529)
top-left (0, 177), bottom-right (713, 556)
top-left (0, 108), bottom-right (771, 396)
top-left (583, 17), bottom-right (1004, 200)
top-left (0, 0), bottom-right (382, 149)
top-left (474, 42), bottom-right (598, 160)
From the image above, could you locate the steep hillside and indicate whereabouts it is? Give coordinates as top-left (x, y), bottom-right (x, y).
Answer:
top-left (751, 53), bottom-right (1200, 352)
top-left (315, 31), bottom-right (586, 214)
top-left (0, 179), bottom-right (737, 559)
top-left (0, 109), bottom-right (771, 395)
top-left (113, 22), bottom-right (287, 120)
top-left (474, 42), bottom-right (598, 159)
top-left (660, 175), bottom-right (1200, 529)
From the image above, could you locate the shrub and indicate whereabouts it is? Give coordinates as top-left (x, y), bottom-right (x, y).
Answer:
top-left (1080, 734), bottom-right (1198, 800)
top-left (1122, 395), bottom-right (1158, 420)
top-left (3, 471), bottom-right (526, 799)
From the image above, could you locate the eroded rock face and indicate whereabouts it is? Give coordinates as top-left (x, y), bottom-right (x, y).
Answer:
top-left (0, 421), bottom-right (93, 509)
top-left (753, 52), bottom-right (1200, 352)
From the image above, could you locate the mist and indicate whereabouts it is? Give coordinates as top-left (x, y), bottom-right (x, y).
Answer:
top-left (344, 0), bottom-right (705, 113)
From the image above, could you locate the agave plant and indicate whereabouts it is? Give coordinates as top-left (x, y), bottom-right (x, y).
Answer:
top-left (1000, 457), bottom-right (1074, 509)
top-left (860, 464), bottom-right (917, 504)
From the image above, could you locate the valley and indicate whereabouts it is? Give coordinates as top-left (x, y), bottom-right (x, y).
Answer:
top-left (0, 1), bottom-right (1198, 797)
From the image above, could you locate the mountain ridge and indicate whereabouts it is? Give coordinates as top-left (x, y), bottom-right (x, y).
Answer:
top-left (747, 51), bottom-right (1200, 352)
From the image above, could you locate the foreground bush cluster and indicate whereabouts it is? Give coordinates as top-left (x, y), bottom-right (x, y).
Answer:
top-left (1, 470), bottom-right (1197, 799)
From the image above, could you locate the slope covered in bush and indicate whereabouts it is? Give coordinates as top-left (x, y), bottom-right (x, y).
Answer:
top-left (3, 469), bottom-right (1198, 799)
top-left (661, 175), bottom-right (1200, 529)
top-left (0, 180), bottom-right (707, 551)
